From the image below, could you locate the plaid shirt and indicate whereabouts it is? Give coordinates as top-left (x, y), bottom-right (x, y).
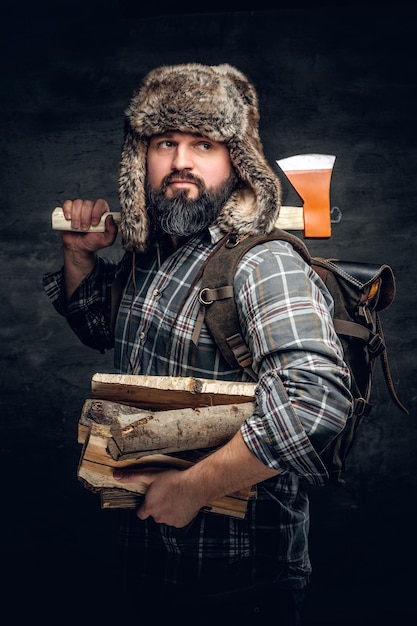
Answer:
top-left (43, 224), bottom-right (352, 599)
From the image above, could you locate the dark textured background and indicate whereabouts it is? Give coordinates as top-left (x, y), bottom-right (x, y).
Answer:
top-left (1, 3), bottom-right (416, 623)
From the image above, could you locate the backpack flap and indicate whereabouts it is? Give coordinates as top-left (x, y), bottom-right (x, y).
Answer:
top-left (326, 260), bottom-right (396, 313)
top-left (312, 259), bottom-right (394, 342)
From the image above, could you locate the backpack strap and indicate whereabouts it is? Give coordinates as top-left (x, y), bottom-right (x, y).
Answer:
top-left (195, 228), bottom-right (311, 379)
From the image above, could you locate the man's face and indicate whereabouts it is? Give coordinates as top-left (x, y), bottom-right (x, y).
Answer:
top-left (147, 131), bottom-right (234, 198)
top-left (146, 131), bottom-right (237, 237)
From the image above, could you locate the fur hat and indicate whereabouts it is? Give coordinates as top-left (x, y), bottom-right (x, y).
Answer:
top-left (118, 63), bottom-right (282, 252)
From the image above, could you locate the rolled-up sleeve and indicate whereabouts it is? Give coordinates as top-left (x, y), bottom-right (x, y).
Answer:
top-left (237, 241), bottom-right (353, 485)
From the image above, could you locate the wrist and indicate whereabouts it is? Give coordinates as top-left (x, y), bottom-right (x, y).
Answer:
top-left (63, 246), bottom-right (96, 273)
top-left (62, 247), bottom-right (97, 300)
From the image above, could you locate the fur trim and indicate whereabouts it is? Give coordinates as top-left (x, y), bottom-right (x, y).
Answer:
top-left (118, 63), bottom-right (281, 252)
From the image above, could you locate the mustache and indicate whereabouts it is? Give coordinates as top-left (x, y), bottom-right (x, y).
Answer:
top-left (162, 170), bottom-right (204, 189)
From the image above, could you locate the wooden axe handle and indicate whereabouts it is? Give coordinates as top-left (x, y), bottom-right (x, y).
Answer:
top-left (51, 207), bottom-right (121, 232)
top-left (51, 206), bottom-right (304, 233)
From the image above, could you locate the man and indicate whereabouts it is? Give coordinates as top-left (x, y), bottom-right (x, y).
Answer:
top-left (43, 63), bottom-right (352, 623)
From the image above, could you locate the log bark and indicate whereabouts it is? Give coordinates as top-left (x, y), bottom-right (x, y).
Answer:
top-left (78, 399), bottom-right (147, 444)
top-left (110, 402), bottom-right (254, 459)
top-left (78, 399), bottom-right (254, 459)
top-left (90, 373), bottom-right (256, 410)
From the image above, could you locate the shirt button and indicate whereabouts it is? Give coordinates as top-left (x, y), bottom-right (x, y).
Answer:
top-left (152, 289), bottom-right (160, 297)
top-left (139, 331), bottom-right (145, 340)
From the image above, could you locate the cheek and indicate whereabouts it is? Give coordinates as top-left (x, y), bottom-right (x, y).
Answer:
top-left (201, 159), bottom-right (232, 188)
top-left (210, 152), bottom-right (233, 185)
top-left (147, 156), bottom-right (169, 188)
top-left (209, 164), bottom-right (234, 189)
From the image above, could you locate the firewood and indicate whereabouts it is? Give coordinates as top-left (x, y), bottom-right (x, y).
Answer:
top-left (99, 487), bottom-right (256, 518)
top-left (100, 488), bottom-right (143, 509)
top-left (108, 401), bottom-right (254, 460)
top-left (78, 397), bottom-right (254, 459)
top-left (78, 399), bottom-right (148, 444)
top-left (90, 373), bottom-right (256, 410)
top-left (77, 375), bottom-right (259, 518)
top-left (78, 422), bottom-right (255, 518)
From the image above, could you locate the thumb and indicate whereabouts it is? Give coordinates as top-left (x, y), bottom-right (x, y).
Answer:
top-left (113, 468), bottom-right (145, 483)
top-left (113, 467), bottom-right (152, 486)
top-left (113, 468), bottom-right (124, 480)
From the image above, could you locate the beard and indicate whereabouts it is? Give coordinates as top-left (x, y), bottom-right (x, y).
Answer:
top-left (146, 170), bottom-right (237, 237)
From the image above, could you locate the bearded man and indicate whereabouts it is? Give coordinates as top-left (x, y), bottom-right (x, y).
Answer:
top-left (44, 63), bottom-right (352, 624)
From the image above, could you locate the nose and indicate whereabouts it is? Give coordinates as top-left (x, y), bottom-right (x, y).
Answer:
top-left (171, 145), bottom-right (194, 170)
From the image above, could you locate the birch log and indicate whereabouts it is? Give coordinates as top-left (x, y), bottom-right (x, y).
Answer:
top-left (78, 399), bottom-right (149, 444)
top-left (108, 401), bottom-right (255, 460)
top-left (90, 373), bottom-right (256, 410)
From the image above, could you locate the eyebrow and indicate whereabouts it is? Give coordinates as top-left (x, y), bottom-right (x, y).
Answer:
top-left (152, 131), bottom-right (206, 140)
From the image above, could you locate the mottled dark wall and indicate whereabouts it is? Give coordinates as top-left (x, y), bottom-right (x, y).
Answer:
top-left (1, 3), bottom-right (416, 624)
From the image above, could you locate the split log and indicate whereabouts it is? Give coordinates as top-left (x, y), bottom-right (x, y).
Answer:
top-left (99, 487), bottom-right (257, 518)
top-left (78, 423), bottom-right (199, 497)
top-left (78, 422), bottom-right (255, 518)
top-left (90, 373), bottom-right (256, 410)
top-left (79, 423), bottom-right (198, 470)
top-left (100, 488), bottom-right (144, 509)
top-left (78, 399), bottom-right (149, 445)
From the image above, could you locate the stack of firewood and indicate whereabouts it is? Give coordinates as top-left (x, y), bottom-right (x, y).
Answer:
top-left (77, 373), bottom-right (257, 518)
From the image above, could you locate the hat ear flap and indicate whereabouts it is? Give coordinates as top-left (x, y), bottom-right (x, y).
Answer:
top-left (213, 65), bottom-right (282, 234)
top-left (119, 133), bottom-right (149, 252)
top-left (217, 137), bottom-right (281, 236)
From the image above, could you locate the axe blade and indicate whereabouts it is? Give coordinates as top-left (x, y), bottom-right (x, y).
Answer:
top-left (276, 154), bottom-right (336, 238)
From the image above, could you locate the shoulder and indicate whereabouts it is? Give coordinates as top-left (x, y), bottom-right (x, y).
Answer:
top-left (234, 238), bottom-right (334, 311)
top-left (237, 237), bottom-right (310, 276)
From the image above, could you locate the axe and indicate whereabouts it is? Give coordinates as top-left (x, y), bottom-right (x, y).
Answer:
top-left (275, 153), bottom-right (336, 238)
top-left (51, 153), bottom-right (336, 238)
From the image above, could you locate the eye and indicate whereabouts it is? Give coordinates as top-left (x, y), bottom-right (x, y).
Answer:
top-left (197, 141), bottom-right (212, 151)
top-left (150, 137), bottom-right (176, 151)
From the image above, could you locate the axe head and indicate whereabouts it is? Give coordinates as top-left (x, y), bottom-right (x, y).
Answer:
top-left (276, 154), bottom-right (336, 238)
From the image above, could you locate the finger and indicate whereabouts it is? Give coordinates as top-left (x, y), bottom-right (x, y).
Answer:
top-left (78, 200), bottom-right (96, 231)
top-left (103, 213), bottom-right (118, 237)
top-left (91, 198), bottom-right (111, 227)
top-left (72, 199), bottom-right (87, 230)
top-left (62, 199), bottom-right (74, 220)
top-left (63, 198), bottom-right (93, 231)
top-left (136, 500), bottom-right (150, 521)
